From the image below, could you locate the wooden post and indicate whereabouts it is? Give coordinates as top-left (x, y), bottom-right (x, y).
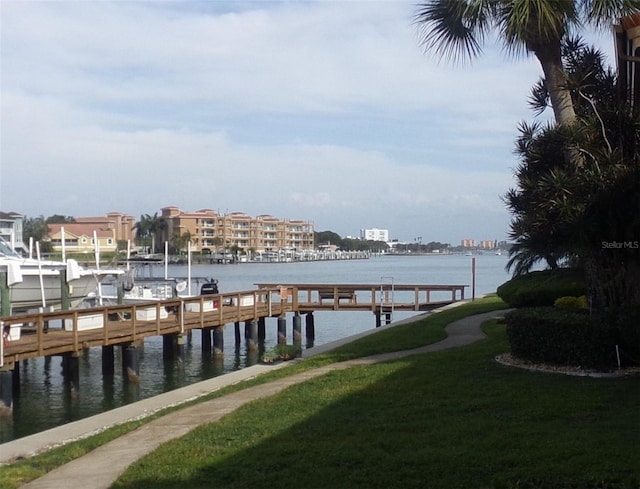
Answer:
top-left (60, 269), bottom-right (71, 310)
top-left (292, 314), bottom-right (302, 345)
top-left (234, 322), bottom-right (241, 346)
top-left (277, 316), bottom-right (287, 345)
top-left (471, 257), bottom-right (476, 301)
top-left (0, 369), bottom-right (12, 413)
top-left (176, 333), bottom-right (186, 359)
top-left (305, 313), bottom-right (315, 341)
top-left (162, 334), bottom-right (176, 360)
top-left (123, 344), bottom-right (140, 382)
top-left (258, 317), bottom-right (266, 341)
top-left (62, 353), bottom-right (80, 390)
top-left (247, 320), bottom-right (258, 352)
top-left (213, 327), bottom-right (224, 356)
top-left (0, 271), bottom-right (10, 316)
top-left (201, 327), bottom-right (212, 353)
top-left (102, 345), bottom-right (115, 375)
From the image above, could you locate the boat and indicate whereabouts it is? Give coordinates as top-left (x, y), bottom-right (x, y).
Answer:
top-left (100, 257), bottom-right (218, 305)
top-left (0, 237), bottom-right (123, 313)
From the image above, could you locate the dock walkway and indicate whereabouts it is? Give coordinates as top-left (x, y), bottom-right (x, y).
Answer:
top-left (1, 283), bottom-right (467, 366)
top-left (4, 307), bottom-right (502, 489)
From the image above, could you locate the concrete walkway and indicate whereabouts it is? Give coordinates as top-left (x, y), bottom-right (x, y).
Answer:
top-left (4, 309), bottom-right (503, 489)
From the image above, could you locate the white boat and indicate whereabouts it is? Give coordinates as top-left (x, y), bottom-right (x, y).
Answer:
top-left (0, 238), bottom-right (123, 313)
top-left (101, 259), bottom-right (218, 305)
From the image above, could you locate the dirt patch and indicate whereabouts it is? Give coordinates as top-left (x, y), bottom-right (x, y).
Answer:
top-left (495, 353), bottom-right (640, 378)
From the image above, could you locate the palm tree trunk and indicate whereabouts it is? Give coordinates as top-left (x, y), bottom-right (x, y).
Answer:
top-left (534, 47), bottom-right (576, 126)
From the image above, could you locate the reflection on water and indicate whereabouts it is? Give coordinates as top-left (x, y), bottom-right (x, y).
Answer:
top-left (1, 254), bottom-right (511, 443)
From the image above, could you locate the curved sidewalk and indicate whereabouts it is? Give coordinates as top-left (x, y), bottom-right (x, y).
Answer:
top-left (8, 310), bottom-right (504, 489)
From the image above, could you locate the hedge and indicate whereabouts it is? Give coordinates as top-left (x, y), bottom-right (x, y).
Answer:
top-left (504, 308), bottom-right (617, 369)
top-left (607, 305), bottom-right (640, 366)
top-left (497, 269), bottom-right (586, 308)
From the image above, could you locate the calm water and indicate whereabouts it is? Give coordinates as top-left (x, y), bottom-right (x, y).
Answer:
top-left (1, 253), bottom-right (510, 443)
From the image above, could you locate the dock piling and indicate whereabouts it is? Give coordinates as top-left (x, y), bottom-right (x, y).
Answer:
top-left (102, 345), bottom-right (115, 375)
top-left (213, 327), bottom-right (224, 356)
top-left (277, 316), bottom-right (287, 345)
top-left (293, 314), bottom-right (302, 345)
top-left (123, 344), bottom-right (140, 382)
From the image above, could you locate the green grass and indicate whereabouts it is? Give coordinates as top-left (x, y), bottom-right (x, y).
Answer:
top-left (110, 302), bottom-right (638, 489)
top-left (4, 296), bottom-right (638, 489)
top-left (0, 298), bottom-right (503, 488)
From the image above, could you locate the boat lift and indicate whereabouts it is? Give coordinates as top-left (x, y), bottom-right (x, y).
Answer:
top-left (380, 276), bottom-right (394, 325)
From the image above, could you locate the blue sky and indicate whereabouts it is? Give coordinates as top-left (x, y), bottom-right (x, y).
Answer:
top-left (0, 1), bottom-right (617, 244)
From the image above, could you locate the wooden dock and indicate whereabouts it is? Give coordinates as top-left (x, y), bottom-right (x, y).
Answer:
top-left (1, 283), bottom-right (466, 367)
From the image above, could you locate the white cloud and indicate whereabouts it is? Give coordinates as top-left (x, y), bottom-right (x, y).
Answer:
top-left (1, 0), bottom-right (614, 243)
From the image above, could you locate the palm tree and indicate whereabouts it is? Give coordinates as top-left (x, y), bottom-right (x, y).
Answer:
top-left (505, 41), bottom-right (640, 308)
top-left (414, 0), bottom-right (639, 126)
top-left (132, 213), bottom-right (167, 253)
top-left (170, 231), bottom-right (192, 255)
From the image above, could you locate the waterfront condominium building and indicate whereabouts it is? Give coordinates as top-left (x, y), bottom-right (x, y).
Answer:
top-left (360, 228), bottom-right (389, 242)
top-left (461, 238), bottom-right (475, 248)
top-left (615, 13), bottom-right (640, 107)
top-left (160, 206), bottom-right (315, 253)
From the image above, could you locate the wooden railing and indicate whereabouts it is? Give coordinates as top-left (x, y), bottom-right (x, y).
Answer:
top-left (1, 283), bottom-right (467, 366)
top-left (0, 288), bottom-right (288, 366)
top-left (255, 283), bottom-right (466, 311)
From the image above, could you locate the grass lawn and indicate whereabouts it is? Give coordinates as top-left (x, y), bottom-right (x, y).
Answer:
top-left (110, 302), bottom-right (640, 489)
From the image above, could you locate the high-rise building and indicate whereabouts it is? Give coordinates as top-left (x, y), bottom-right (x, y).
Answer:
top-left (461, 238), bottom-right (475, 248)
top-left (160, 207), bottom-right (314, 253)
top-left (360, 228), bottom-right (389, 242)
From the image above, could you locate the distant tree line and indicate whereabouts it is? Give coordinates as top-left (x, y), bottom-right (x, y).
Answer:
top-left (22, 214), bottom-right (75, 253)
top-left (314, 231), bottom-right (389, 253)
top-left (19, 216), bottom-right (453, 256)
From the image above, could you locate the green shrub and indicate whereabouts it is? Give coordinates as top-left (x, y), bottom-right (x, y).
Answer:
top-left (261, 344), bottom-right (301, 363)
top-left (554, 295), bottom-right (588, 310)
top-left (497, 269), bottom-right (585, 308)
top-left (504, 307), bottom-right (616, 368)
top-left (607, 305), bottom-right (640, 366)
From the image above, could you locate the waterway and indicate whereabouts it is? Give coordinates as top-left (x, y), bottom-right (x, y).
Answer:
top-left (0, 253), bottom-right (511, 443)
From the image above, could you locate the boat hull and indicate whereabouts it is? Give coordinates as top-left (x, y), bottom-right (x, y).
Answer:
top-left (6, 272), bottom-right (107, 312)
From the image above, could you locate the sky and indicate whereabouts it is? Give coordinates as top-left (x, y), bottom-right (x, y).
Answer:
top-left (0, 1), bottom-right (618, 245)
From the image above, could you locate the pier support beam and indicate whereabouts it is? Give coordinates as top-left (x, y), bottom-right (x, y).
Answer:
top-left (213, 327), bottom-right (224, 356)
top-left (12, 361), bottom-right (20, 390)
top-left (0, 368), bottom-right (14, 413)
top-left (247, 320), bottom-right (258, 352)
top-left (292, 314), bottom-right (302, 345)
top-left (102, 345), bottom-right (115, 376)
top-left (123, 344), bottom-right (140, 382)
top-left (201, 327), bottom-right (212, 353)
top-left (177, 333), bottom-right (187, 359)
top-left (234, 322), bottom-right (241, 347)
top-left (305, 313), bottom-right (315, 340)
top-left (62, 353), bottom-right (80, 390)
top-left (375, 311), bottom-right (382, 328)
top-left (277, 316), bottom-right (287, 345)
top-left (163, 334), bottom-right (176, 360)
top-left (258, 317), bottom-right (266, 342)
